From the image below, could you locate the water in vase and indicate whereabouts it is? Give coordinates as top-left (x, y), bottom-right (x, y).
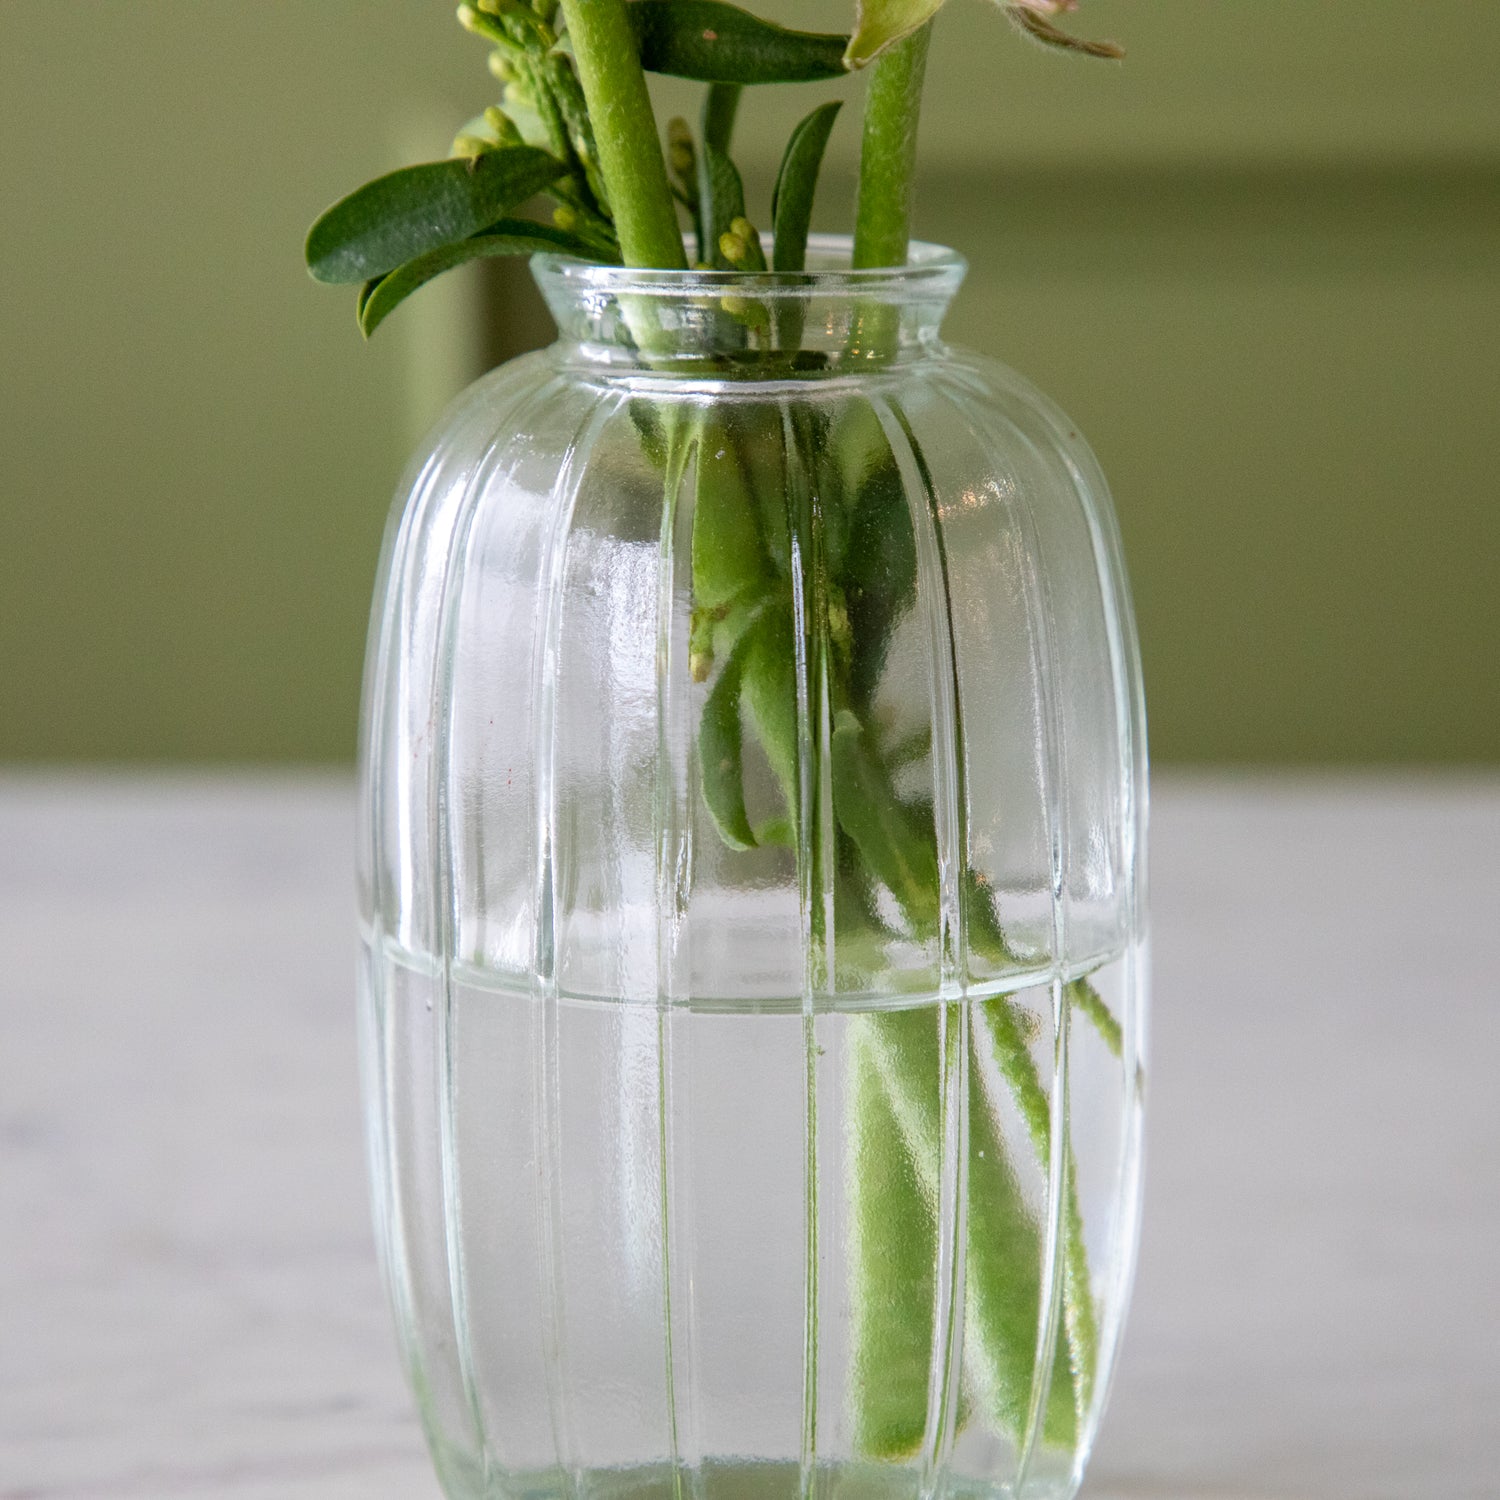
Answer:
top-left (360, 936), bottom-right (1143, 1500)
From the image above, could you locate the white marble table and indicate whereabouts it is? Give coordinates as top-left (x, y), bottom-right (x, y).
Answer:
top-left (2, 775), bottom-right (1497, 1500)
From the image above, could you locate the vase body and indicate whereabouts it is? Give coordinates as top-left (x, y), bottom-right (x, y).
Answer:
top-left (357, 241), bottom-right (1147, 1500)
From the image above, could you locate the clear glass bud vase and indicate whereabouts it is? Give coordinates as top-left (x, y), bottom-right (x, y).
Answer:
top-left (357, 238), bottom-right (1147, 1500)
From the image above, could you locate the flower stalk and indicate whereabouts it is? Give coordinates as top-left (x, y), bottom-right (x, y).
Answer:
top-left (557, 0), bottom-right (685, 268)
top-left (852, 20), bottom-right (933, 270)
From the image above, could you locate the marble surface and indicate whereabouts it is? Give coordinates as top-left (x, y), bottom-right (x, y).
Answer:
top-left (2, 774), bottom-right (1497, 1500)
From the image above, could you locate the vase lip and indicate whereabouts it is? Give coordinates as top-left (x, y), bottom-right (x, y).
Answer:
top-left (532, 235), bottom-right (966, 372)
top-left (532, 234), bottom-right (967, 300)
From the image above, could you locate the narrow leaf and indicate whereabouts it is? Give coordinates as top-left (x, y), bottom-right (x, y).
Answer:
top-left (698, 643), bottom-right (758, 851)
top-left (848, 1016), bottom-right (937, 1459)
top-left (631, 0), bottom-right (848, 83)
top-left (698, 86), bottom-right (741, 262)
top-left (1007, 5), bottom-right (1124, 59)
top-left (845, 0), bottom-right (945, 69)
top-left (965, 1006), bottom-right (1066, 1440)
top-left (741, 609), bottom-right (801, 824)
top-left (701, 81), bottom-right (742, 157)
top-left (693, 413), bottom-right (771, 609)
top-left (358, 219), bottom-right (609, 337)
top-left (1071, 976), bottom-right (1123, 1057)
top-left (772, 100), bottom-right (842, 273)
top-left (306, 146), bottom-right (567, 284)
top-left (701, 141), bottom-right (748, 270)
top-left (830, 709), bottom-right (939, 932)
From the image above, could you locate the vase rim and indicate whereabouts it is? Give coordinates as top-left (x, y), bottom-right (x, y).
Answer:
top-left (532, 235), bottom-right (967, 300)
top-left (531, 235), bottom-right (966, 372)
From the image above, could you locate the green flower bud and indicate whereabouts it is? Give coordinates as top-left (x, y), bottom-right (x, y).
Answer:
top-left (451, 132), bottom-right (494, 159)
top-left (483, 105), bottom-right (522, 146)
top-left (729, 216), bottom-right (755, 243)
top-left (666, 117), bottom-right (695, 178)
top-left (552, 204), bottom-right (579, 232)
top-left (719, 293), bottom-right (750, 317)
top-left (719, 230), bottom-right (748, 265)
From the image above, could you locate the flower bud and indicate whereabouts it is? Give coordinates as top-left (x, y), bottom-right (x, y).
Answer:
top-left (552, 204), bottom-right (579, 232)
top-left (719, 230), bottom-right (748, 265)
top-left (451, 132), bottom-right (494, 159)
top-left (666, 117), bottom-right (695, 178)
top-left (487, 50), bottom-right (513, 82)
top-left (483, 105), bottom-right (522, 146)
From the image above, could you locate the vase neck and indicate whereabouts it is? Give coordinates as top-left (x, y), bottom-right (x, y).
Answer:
top-left (530, 235), bottom-right (965, 376)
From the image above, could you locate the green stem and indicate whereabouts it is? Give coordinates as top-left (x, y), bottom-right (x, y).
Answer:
top-left (559, 0), bottom-right (685, 268)
top-left (852, 22), bottom-right (933, 270)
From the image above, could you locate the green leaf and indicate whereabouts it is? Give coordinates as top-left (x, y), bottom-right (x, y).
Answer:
top-left (772, 100), bottom-right (842, 274)
top-left (306, 146), bottom-right (568, 285)
top-left (837, 440), bottom-right (917, 712)
top-left (845, 0), bottom-right (945, 69)
top-left (701, 81), bottom-right (742, 157)
top-left (701, 141), bottom-right (749, 270)
top-left (698, 640), bottom-right (758, 851)
top-left (630, 0), bottom-right (848, 83)
top-left (829, 709), bottom-right (939, 932)
top-left (697, 86), bottom-right (741, 266)
top-left (692, 413), bottom-right (771, 608)
top-left (848, 1015), bottom-right (937, 1459)
top-left (357, 219), bottom-right (610, 337)
top-left (856, 1003), bottom-right (1053, 1446)
top-left (964, 1005), bottom-right (1061, 1441)
top-left (741, 608), bottom-right (801, 824)
top-left (356, 277), bottom-right (381, 324)
top-left (1070, 976), bottom-right (1123, 1057)
top-left (977, 995), bottom-right (1096, 1442)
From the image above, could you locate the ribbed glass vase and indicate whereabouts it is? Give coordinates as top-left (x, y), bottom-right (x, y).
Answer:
top-left (356, 238), bottom-right (1147, 1500)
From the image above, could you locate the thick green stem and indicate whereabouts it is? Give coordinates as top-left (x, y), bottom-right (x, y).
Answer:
top-left (852, 23), bottom-right (933, 270)
top-left (559, 0), bottom-right (686, 268)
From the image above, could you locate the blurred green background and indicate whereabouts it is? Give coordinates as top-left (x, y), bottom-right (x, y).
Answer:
top-left (2, 1), bottom-right (1497, 764)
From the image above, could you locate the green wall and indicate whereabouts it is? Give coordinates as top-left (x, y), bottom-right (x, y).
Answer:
top-left (2, 2), bottom-right (1497, 762)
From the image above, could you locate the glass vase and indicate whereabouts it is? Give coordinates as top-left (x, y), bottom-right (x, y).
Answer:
top-left (356, 238), bottom-right (1147, 1500)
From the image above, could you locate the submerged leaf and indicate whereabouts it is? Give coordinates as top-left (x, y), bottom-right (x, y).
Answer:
top-left (845, 0), bottom-right (945, 69)
top-left (848, 1015), bottom-right (937, 1459)
top-left (306, 146), bottom-right (567, 284)
top-left (698, 641), bottom-right (758, 851)
top-left (830, 710), bottom-right (939, 932)
top-left (631, 0), bottom-right (848, 83)
top-left (357, 219), bottom-right (611, 336)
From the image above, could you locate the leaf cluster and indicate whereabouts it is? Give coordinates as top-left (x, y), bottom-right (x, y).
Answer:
top-left (305, 0), bottom-right (1122, 332)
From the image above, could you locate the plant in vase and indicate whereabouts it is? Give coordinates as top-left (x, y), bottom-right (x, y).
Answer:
top-left (311, 4), bottom-right (1145, 1500)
